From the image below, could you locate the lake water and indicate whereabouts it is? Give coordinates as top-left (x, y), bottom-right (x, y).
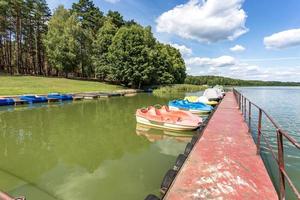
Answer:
top-left (0, 87), bottom-right (299, 199)
top-left (237, 87), bottom-right (300, 199)
top-left (0, 93), bottom-right (197, 200)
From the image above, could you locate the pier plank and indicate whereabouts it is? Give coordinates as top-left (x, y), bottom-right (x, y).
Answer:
top-left (164, 92), bottom-right (278, 200)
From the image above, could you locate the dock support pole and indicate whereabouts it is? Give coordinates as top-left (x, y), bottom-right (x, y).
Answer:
top-left (257, 109), bottom-right (262, 155)
top-left (244, 97), bottom-right (246, 119)
top-left (277, 129), bottom-right (286, 200)
top-left (248, 102), bottom-right (251, 131)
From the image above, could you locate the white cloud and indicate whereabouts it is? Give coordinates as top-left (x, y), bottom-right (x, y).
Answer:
top-left (184, 55), bottom-right (300, 81)
top-left (230, 44), bottom-right (245, 52)
top-left (156, 0), bottom-right (248, 43)
top-left (186, 55), bottom-right (236, 68)
top-left (170, 43), bottom-right (193, 57)
top-left (104, 0), bottom-right (120, 3)
top-left (264, 28), bottom-right (300, 49)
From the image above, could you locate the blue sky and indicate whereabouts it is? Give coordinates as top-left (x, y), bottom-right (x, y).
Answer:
top-left (47, 0), bottom-right (300, 81)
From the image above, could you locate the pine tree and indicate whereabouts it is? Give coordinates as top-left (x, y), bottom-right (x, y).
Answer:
top-left (71, 0), bottom-right (104, 77)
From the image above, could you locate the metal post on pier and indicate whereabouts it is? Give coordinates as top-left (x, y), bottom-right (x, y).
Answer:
top-left (277, 129), bottom-right (286, 200)
top-left (257, 109), bottom-right (262, 155)
top-left (248, 102), bottom-right (251, 131)
top-left (244, 97), bottom-right (247, 119)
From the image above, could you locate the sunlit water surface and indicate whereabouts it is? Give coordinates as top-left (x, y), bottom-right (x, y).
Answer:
top-left (1, 88), bottom-right (299, 199)
top-left (238, 87), bottom-right (300, 199)
top-left (0, 93), bottom-right (202, 200)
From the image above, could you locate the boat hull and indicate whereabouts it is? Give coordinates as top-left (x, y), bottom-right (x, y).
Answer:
top-left (136, 115), bottom-right (199, 131)
top-left (20, 96), bottom-right (48, 104)
top-left (47, 95), bottom-right (73, 101)
top-left (169, 106), bottom-right (210, 114)
top-left (0, 98), bottom-right (15, 106)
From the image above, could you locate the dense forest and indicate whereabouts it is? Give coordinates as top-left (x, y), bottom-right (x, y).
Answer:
top-left (0, 0), bottom-right (186, 88)
top-left (185, 76), bottom-right (300, 86)
top-left (1, 0), bottom-right (298, 89)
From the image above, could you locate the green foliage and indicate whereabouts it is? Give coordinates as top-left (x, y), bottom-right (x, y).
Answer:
top-left (44, 6), bottom-right (70, 73)
top-left (92, 19), bottom-right (118, 80)
top-left (71, 0), bottom-right (104, 77)
top-left (185, 76), bottom-right (300, 86)
top-left (62, 14), bottom-right (82, 76)
top-left (106, 10), bottom-right (125, 28)
top-left (71, 0), bottom-right (104, 33)
top-left (107, 25), bottom-right (156, 88)
top-left (1, 0), bottom-right (187, 88)
top-left (156, 43), bottom-right (186, 84)
top-left (153, 84), bottom-right (208, 97)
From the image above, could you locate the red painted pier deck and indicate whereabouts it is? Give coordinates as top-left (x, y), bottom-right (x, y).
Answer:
top-left (164, 92), bottom-right (278, 200)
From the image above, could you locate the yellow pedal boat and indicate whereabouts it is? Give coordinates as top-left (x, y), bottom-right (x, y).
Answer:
top-left (184, 96), bottom-right (218, 106)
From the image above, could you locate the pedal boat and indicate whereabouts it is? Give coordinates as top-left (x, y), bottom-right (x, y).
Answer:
top-left (0, 98), bottom-right (15, 106)
top-left (136, 106), bottom-right (202, 131)
top-left (20, 95), bottom-right (48, 104)
top-left (184, 96), bottom-right (218, 106)
top-left (169, 100), bottom-right (213, 114)
top-left (47, 93), bottom-right (73, 101)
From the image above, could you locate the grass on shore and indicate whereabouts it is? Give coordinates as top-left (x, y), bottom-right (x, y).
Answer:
top-left (0, 76), bottom-right (125, 96)
top-left (153, 84), bottom-right (208, 97)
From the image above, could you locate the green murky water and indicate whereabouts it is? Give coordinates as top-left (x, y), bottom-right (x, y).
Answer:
top-left (1, 87), bottom-right (299, 199)
top-left (0, 93), bottom-right (198, 200)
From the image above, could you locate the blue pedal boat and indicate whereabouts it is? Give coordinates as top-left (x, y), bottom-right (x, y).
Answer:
top-left (20, 95), bottom-right (48, 104)
top-left (168, 100), bottom-right (213, 114)
top-left (47, 93), bottom-right (73, 101)
top-left (0, 98), bottom-right (15, 106)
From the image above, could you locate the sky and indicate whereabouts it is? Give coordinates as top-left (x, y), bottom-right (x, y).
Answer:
top-left (47, 0), bottom-right (300, 82)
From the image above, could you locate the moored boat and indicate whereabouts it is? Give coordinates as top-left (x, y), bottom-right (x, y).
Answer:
top-left (136, 106), bottom-right (202, 131)
top-left (47, 93), bottom-right (73, 101)
top-left (169, 100), bottom-right (213, 114)
top-left (0, 98), bottom-right (15, 106)
top-left (184, 96), bottom-right (218, 106)
top-left (20, 95), bottom-right (48, 104)
top-left (213, 85), bottom-right (226, 96)
top-left (203, 88), bottom-right (223, 101)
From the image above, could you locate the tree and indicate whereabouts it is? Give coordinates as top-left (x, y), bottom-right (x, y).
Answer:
top-left (108, 25), bottom-right (157, 88)
top-left (71, 0), bottom-right (103, 33)
top-left (62, 14), bottom-right (82, 77)
top-left (157, 43), bottom-right (186, 84)
top-left (92, 19), bottom-right (117, 80)
top-left (44, 6), bottom-right (70, 75)
top-left (0, 0), bottom-right (188, 86)
top-left (71, 0), bottom-right (104, 77)
top-left (106, 10), bottom-right (124, 28)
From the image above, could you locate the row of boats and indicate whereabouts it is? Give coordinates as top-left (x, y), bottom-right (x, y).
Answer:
top-left (0, 93), bottom-right (73, 106)
top-left (136, 86), bottom-right (225, 131)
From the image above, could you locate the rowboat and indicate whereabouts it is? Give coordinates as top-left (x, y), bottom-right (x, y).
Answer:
top-left (184, 96), bottom-right (218, 106)
top-left (136, 106), bottom-right (202, 131)
top-left (0, 98), bottom-right (15, 106)
top-left (169, 100), bottom-right (213, 114)
top-left (20, 95), bottom-right (48, 104)
top-left (47, 93), bottom-right (73, 101)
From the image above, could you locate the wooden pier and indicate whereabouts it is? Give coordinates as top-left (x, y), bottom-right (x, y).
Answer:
top-left (163, 92), bottom-right (278, 200)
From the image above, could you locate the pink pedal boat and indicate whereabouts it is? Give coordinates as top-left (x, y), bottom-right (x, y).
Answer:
top-left (135, 106), bottom-right (202, 131)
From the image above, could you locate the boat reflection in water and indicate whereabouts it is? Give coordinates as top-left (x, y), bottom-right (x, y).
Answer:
top-left (135, 123), bottom-right (195, 143)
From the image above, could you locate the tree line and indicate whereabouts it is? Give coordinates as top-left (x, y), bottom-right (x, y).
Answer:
top-left (185, 76), bottom-right (300, 86)
top-left (0, 0), bottom-right (186, 88)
